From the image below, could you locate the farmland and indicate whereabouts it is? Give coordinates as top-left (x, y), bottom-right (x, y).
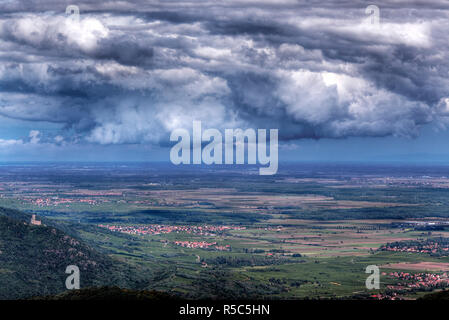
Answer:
top-left (2, 162), bottom-right (449, 299)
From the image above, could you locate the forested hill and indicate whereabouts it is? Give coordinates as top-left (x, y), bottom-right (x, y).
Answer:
top-left (0, 206), bottom-right (32, 222)
top-left (33, 286), bottom-right (176, 300)
top-left (0, 208), bottom-right (150, 299)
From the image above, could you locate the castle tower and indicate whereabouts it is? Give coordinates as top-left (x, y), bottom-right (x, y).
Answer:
top-left (31, 214), bottom-right (41, 226)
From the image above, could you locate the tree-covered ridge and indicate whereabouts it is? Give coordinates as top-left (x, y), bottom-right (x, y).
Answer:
top-left (0, 208), bottom-right (149, 299)
top-left (32, 286), bottom-right (176, 300)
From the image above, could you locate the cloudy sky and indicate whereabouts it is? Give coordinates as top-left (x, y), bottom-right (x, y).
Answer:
top-left (0, 0), bottom-right (449, 162)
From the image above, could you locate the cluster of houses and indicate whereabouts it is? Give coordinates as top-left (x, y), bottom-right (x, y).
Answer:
top-left (369, 292), bottom-right (400, 300)
top-left (98, 224), bottom-right (245, 236)
top-left (31, 197), bottom-right (97, 206)
top-left (386, 271), bottom-right (449, 290)
top-left (173, 241), bottom-right (231, 251)
top-left (381, 243), bottom-right (449, 255)
top-left (369, 271), bottom-right (449, 300)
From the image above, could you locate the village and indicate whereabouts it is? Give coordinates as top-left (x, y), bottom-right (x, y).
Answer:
top-left (173, 241), bottom-right (231, 251)
top-left (31, 197), bottom-right (98, 206)
top-left (386, 271), bottom-right (449, 290)
top-left (380, 238), bottom-right (449, 256)
top-left (371, 271), bottom-right (449, 300)
top-left (98, 224), bottom-right (245, 236)
top-left (98, 224), bottom-right (242, 251)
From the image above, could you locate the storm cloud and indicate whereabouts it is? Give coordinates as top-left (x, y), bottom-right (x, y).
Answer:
top-left (0, 0), bottom-right (449, 147)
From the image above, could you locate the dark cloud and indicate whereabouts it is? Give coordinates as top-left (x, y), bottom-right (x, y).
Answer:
top-left (0, 0), bottom-right (448, 146)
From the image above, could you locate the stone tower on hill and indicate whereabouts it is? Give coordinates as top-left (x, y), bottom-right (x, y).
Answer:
top-left (30, 214), bottom-right (41, 226)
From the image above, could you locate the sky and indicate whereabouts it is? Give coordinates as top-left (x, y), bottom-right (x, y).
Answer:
top-left (0, 0), bottom-right (449, 162)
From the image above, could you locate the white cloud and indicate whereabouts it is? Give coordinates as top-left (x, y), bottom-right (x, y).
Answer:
top-left (29, 130), bottom-right (40, 144)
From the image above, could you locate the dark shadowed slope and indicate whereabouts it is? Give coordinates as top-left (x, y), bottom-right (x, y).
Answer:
top-left (419, 289), bottom-right (449, 300)
top-left (0, 208), bottom-right (151, 299)
top-left (32, 286), bottom-right (176, 300)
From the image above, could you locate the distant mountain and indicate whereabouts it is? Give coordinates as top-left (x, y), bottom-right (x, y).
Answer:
top-left (0, 207), bottom-right (150, 299)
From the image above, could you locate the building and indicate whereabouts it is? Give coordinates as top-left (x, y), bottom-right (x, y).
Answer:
top-left (30, 214), bottom-right (41, 226)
